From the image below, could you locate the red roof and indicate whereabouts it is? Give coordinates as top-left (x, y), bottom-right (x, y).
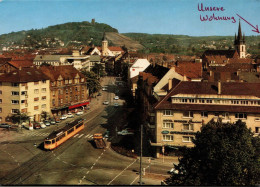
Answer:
top-left (175, 61), bottom-right (202, 79)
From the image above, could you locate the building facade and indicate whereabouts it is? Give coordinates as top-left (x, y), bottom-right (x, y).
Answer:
top-left (0, 67), bottom-right (51, 123)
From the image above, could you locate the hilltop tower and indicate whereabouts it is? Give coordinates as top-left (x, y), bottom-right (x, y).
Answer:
top-left (234, 20), bottom-right (246, 58)
top-left (102, 32), bottom-right (109, 56)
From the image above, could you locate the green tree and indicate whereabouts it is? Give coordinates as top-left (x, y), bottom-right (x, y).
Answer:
top-left (9, 111), bottom-right (30, 125)
top-left (41, 111), bottom-right (49, 121)
top-left (80, 70), bottom-right (101, 96)
top-left (165, 120), bottom-right (260, 186)
top-left (91, 63), bottom-right (105, 77)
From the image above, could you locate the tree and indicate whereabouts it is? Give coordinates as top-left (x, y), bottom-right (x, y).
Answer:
top-left (165, 120), bottom-right (260, 186)
top-left (41, 111), bottom-right (49, 121)
top-left (91, 63), bottom-right (105, 77)
top-left (9, 111), bottom-right (30, 125)
top-left (80, 70), bottom-right (101, 96)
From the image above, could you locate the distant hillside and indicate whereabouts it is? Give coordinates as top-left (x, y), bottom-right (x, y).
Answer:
top-left (106, 32), bottom-right (144, 51)
top-left (0, 21), bottom-right (119, 50)
top-left (123, 33), bottom-right (260, 56)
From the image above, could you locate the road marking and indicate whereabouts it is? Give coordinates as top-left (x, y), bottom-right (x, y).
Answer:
top-left (78, 134), bottom-right (84, 138)
top-left (93, 163), bottom-right (96, 166)
top-left (74, 134), bottom-right (79, 138)
top-left (84, 135), bottom-right (88, 138)
top-left (63, 161), bottom-right (67, 164)
top-left (86, 171), bottom-right (89, 174)
top-left (130, 176), bottom-right (139, 185)
top-left (107, 159), bottom-right (137, 185)
top-left (101, 153), bottom-right (103, 155)
top-left (90, 166), bottom-right (93, 169)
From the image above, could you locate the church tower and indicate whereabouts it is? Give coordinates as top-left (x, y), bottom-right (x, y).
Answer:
top-left (102, 32), bottom-right (108, 56)
top-left (234, 20), bottom-right (246, 58)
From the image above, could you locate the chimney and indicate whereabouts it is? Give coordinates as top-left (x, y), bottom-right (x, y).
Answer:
top-left (168, 78), bottom-right (172, 90)
top-left (210, 70), bottom-right (213, 76)
top-left (19, 66), bottom-right (22, 70)
top-left (218, 81), bottom-right (221, 95)
top-left (183, 75), bottom-right (187, 81)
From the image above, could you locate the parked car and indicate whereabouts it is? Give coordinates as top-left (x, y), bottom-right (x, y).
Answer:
top-left (0, 123), bottom-right (11, 128)
top-left (44, 120), bottom-right (50, 126)
top-left (114, 96), bottom-right (119, 100)
top-left (67, 113), bottom-right (74, 118)
top-left (55, 117), bottom-right (61, 123)
top-left (104, 131), bottom-right (109, 138)
top-left (60, 115), bottom-right (67, 120)
top-left (33, 122), bottom-right (41, 129)
top-left (117, 130), bottom-right (134, 135)
top-left (50, 119), bottom-right (56, 125)
top-left (76, 111), bottom-right (84, 115)
top-left (114, 103), bottom-right (119, 107)
top-left (103, 101), bottom-right (109, 105)
top-left (39, 122), bottom-right (46, 129)
top-left (102, 87), bottom-right (108, 91)
top-left (97, 92), bottom-right (102, 96)
top-left (168, 168), bottom-right (179, 174)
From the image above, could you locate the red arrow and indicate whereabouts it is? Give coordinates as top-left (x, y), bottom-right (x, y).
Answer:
top-left (236, 14), bottom-right (260, 34)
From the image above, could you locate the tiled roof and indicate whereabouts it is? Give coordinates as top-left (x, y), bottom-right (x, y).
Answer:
top-left (108, 46), bottom-right (124, 51)
top-left (40, 65), bottom-right (85, 81)
top-left (9, 60), bottom-right (34, 68)
top-left (0, 58), bottom-right (12, 65)
top-left (0, 67), bottom-right (49, 83)
top-left (203, 50), bottom-right (238, 58)
top-left (155, 81), bottom-right (260, 110)
top-left (144, 64), bottom-right (169, 80)
top-left (175, 61), bottom-right (202, 79)
top-left (34, 55), bottom-right (62, 61)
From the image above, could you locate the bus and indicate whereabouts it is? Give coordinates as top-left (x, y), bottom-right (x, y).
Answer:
top-left (44, 119), bottom-right (84, 150)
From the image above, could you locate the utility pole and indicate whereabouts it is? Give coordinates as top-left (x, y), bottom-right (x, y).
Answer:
top-left (139, 124), bottom-right (143, 185)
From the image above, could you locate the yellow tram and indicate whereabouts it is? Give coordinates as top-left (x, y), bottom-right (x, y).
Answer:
top-left (44, 119), bottom-right (84, 150)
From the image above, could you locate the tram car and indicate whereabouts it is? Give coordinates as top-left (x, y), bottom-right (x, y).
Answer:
top-left (44, 119), bottom-right (84, 150)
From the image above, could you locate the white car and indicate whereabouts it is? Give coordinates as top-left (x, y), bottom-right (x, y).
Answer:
top-left (102, 87), bottom-right (108, 91)
top-left (67, 113), bottom-right (74, 118)
top-left (103, 101), bottom-right (109, 105)
top-left (60, 115), bottom-right (67, 120)
top-left (168, 168), bottom-right (179, 174)
top-left (76, 111), bottom-right (84, 115)
top-left (117, 130), bottom-right (134, 135)
top-left (114, 96), bottom-right (119, 100)
top-left (39, 122), bottom-right (46, 129)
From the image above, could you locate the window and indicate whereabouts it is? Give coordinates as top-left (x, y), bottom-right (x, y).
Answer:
top-left (52, 91), bottom-right (55, 96)
top-left (183, 111), bottom-right (193, 118)
top-left (182, 136), bottom-right (194, 142)
top-left (0, 99), bottom-right (2, 104)
top-left (42, 88), bottom-right (46, 93)
top-left (58, 89), bottom-right (63, 94)
top-left (34, 106), bottom-right (39, 110)
top-left (11, 91), bottom-right (19, 96)
top-left (255, 127), bottom-right (259, 134)
top-left (34, 97), bottom-right (39, 101)
top-left (61, 99), bottom-right (63, 104)
top-left (52, 99), bottom-right (55, 106)
top-left (69, 79), bottom-right (72, 84)
top-left (163, 110), bottom-right (173, 116)
top-left (70, 88), bottom-right (72, 93)
top-left (42, 96), bottom-right (46, 100)
top-left (42, 104), bottom-right (46, 108)
top-left (214, 112), bottom-right (219, 117)
top-left (206, 99), bottom-right (212, 103)
top-left (65, 80), bottom-right (68, 84)
top-left (21, 91), bottom-right (27, 95)
top-left (0, 82), bottom-right (2, 86)
top-left (34, 89), bottom-right (39, 94)
top-left (11, 100), bottom-right (19, 104)
top-left (12, 83), bottom-right (19, 87)
top-left (66, 89), bottom-right (68, 94)
top-left (34, 81), bottom-right (39, 85)
top-left (66, 96), bottom-right (68, 103)
top-left (21, 100), bottom-right (26, 104)
top-left (163, 135), bottom-right (173, 141)
top-left (81, 78), bottom-right (84, 82)
top-left (0, 90), bottom-right (2, 95)
top-left (241, 100), bottom-right (248, 105)
top-left (231, 100), bottom-right (239, 104)
top-left (11, 109), bottom-right (19, 114)
top-left (199, 99), bottom-right (205, 103)
top-left (0, 108), bottom-right (2, 113)
top-left (201, 111), bottom-right (208, 118)
top-left (75, 87), bottom-right (78, 91)
top-left (189, 99), bottom-right (195, 103)
top-left (51, 82), bottom-right (55, 86)
top-left (82, 87), bottom-right (84, 91)
top-left (58, 81), bottom-right (61, 86)
top-left (163, 121), bottom-right (174, 129)
top-left (42, 80), bottom-right (46, 84)
top-left (183, 123), bottom-right (194, 131)
top-left (181, 99), bottom-right (187, 103)
top-left (235, 113), bottom-right (247, 119)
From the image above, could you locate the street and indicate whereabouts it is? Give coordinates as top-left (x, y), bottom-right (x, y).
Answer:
top-left (0, 76), bottom-right (176, 185)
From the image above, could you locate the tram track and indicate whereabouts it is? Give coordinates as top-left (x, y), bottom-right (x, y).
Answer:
top-left (0, 77), bottom-right (117, 185)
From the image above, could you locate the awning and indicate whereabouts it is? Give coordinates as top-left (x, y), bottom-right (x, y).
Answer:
top-left (69, 101), bottom-right (89, 109)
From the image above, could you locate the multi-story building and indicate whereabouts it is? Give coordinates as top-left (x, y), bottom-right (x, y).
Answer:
top-left (0, 67), bottom-right (51, 123)
top-left (40, 65), bottom-right (89, 116)
top-left (152, 81), bottom-right (260, 158)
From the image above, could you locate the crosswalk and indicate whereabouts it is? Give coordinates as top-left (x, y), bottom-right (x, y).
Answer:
top-left (22, 132), bottom-right (93, 139)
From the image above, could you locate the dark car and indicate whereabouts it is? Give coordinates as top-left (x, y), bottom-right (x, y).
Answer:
top-left (33, 122), bottom-right (41, 129)
top-left (0, 123), bottom-right (11, 128)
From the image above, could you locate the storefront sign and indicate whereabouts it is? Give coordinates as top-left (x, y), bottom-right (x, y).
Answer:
top-left (174, 120), bottom-right (188, 123)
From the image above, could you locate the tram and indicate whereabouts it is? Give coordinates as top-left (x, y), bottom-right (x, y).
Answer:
top-left (44, 119), bottom-right (84, 150)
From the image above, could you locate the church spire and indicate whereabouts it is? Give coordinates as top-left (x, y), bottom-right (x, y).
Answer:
top-left (237, 19), bottom-right (243, 42)
top-left (102, 32), bottom-right (107, 41)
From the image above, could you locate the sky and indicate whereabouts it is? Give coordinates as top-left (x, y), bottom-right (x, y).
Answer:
top-left (0, 0), bottom-right (259, 36)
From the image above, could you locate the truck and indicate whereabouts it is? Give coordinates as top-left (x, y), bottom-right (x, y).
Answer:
top-left (93, 133), bottom-right (106, 149)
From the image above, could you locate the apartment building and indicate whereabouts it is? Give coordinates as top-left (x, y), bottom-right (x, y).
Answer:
top-left (0, 67), bottom-right (50, 123)
top-left (40, 65), bottom-right (89, 116)
top-left (152, 81), bottom-right (260, 158)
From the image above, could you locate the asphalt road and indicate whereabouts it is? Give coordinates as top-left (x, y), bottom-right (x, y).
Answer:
top-left (0, 76), bottom-right (176, 185)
